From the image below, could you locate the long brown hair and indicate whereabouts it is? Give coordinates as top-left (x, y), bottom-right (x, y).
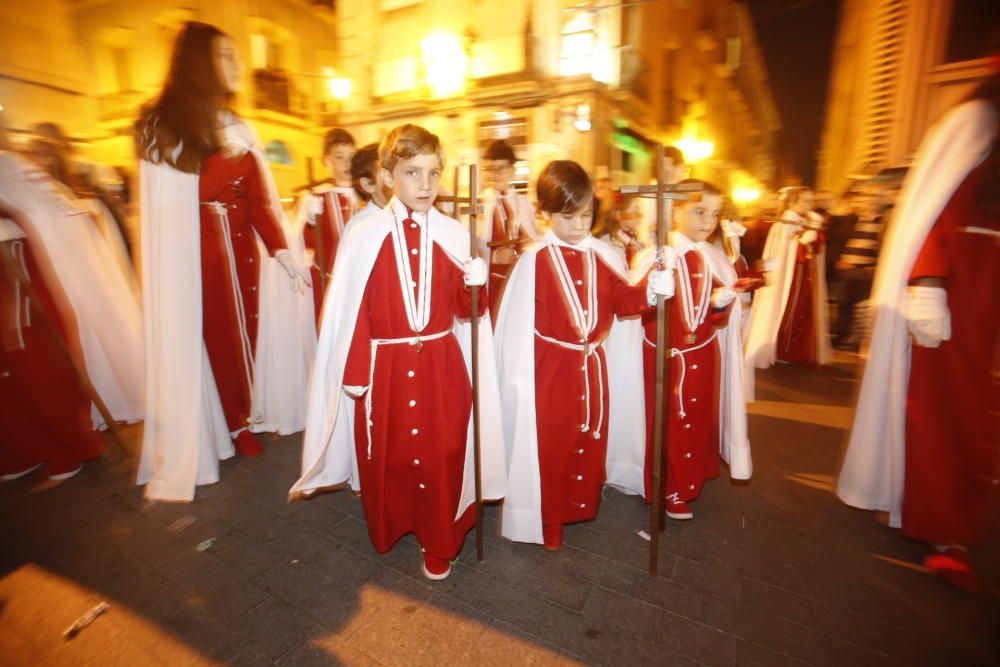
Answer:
top-left (135, 22), bottom-right (231, 173)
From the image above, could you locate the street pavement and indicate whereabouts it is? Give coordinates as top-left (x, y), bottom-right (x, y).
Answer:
top-left (1, 354), bottom-right (998, 666)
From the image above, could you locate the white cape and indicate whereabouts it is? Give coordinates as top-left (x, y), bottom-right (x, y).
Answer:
top-left (837, 100), bottom-right (997, 527)
top-left (743, 210), bottom-right (831, 384)
top-left (495, 233), bottom-right (647, 544)
top-left (0, 152), bottom-right (144, 426)
top-left (137, 158), bottom-right (232, 501)
top-left (291, 199), bottom-right (507, 520)
top-left (233, 124), bottom-right (317, 436)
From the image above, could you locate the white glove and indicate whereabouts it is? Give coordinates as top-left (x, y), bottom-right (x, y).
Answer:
top-left (656, 246), bottom-right (678, 271)
top-left (799, 229), bottom-right (818, 246)
top-left (275, 249), bottom-right (312, 294)
top-left (721, 219), bottom-right (747, 238)
top-left (710, 286), bottom-right (737, 309)
top-left (763, 257), bottom-right (778, 273)
top-left (463, 257), bottom-right (487, 287)
top-left (906, 285), bottom-right (951, 348)
top-left (344, 385), bottom-right (368, 399)
top-left (646, 269), bottom-right (675, 305)
top-left (305, 194), bottom-right (324, 223)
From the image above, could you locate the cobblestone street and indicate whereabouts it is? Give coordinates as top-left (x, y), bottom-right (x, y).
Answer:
top-left (1, 355), bottom-right (998, 666)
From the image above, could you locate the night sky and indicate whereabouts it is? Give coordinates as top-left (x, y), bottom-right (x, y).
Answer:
top-left (747, 0), bottom-right (842, 186)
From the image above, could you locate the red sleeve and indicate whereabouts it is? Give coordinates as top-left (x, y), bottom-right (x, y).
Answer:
top-left (707, 278), bottom-right (734, 329)
top-left (608, 267), bottom-right (652, 317)
top-left (909, 215), bottom-right (951, 281)
top-left (244, 156), bottom-right (288, 255)
top-left (343, 281), bottom-right (373, 388)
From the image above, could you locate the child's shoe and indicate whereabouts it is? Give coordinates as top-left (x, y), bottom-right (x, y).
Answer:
top-left (421, 553), bottom-right (452, 581)
top-left (666, 495), bottom-right (694, 520)
top-left (234, 431), bottom-right (264, 457)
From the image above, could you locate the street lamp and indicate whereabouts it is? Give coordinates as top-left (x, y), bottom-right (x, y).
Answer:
top-left (327, 76), bottom-right (351, 101)
top-left (421, 32), bottom-right (468, 99)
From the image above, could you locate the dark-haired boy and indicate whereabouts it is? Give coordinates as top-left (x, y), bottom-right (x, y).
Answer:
top-left (348, 143), bottom-right (391, 228)
top-left (479, 139), bottom-right (537, 320)
top-left (298, 128), bottom-right (358, 319)
top-left (494, 160), bottom-right (673, 549)
top-left (632, 180), bottom-right (751, 521)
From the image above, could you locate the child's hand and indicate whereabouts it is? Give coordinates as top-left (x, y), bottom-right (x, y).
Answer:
top-left (647, 269), bottom-right (675, 304)
top-left (343, 385), bottom-right (368, 399)
top-left (710, 286), bottom-right (737, 308)
top-left (463, 257), bottom-right (487, 287)
top-left (276, 249), bottom-right (312, 294)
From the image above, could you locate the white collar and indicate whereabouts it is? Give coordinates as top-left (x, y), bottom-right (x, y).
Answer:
top-left (390, 196), bottom-right (429, 226)
top-left (780, 209), bottom-right (804, 225)
top-left (670, 231), bottom-right (711, 256)
top-left (542, 230), bottom-right (595, 251)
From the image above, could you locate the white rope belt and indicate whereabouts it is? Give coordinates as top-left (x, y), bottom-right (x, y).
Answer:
top-left (535, 330), bottom-right (606, 439)
top-left (203, 201), bottom-right (255, 393)
top-left (643, 330), bottom-right (718, 419)
top-left (5, 241), bottom-right (31, 350)
top-left (364, 329), bottom-right (453, 460)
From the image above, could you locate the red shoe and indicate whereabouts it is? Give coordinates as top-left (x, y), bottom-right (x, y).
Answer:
top-left (543, 524), bottom-right (563, 551)
top-left (666, 495), bottom-right (693, 520)
top-left (48, 463), bottom-right (83, 481)
top-left (923, 548), bottom-right (982, 593)
top-left (421, 553), bottom-right (452, 581)
top-left (1, 463), bottom-right (43, 481)
top-left (234, 431), bottom-right (264, 457)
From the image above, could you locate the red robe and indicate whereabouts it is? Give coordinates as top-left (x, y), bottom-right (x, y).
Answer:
top-left (642, 250), bottom-right (732, 502)
top-left (533, 246), bottom-right (649, 530)
top-left (776, 231), bottom-right (825, 363)
top-left (488, 192), bottom-right (532, 321)
top-left (0, 235), bottom-right (104, 477)
top-left (344, 216), bottom-right (484, 560)
top-left (903, 162), bottom-right (999, 546)
top-left (304, 186), bottom-right (356, 319)
top-left (199, 152), bottom-right (288, 433)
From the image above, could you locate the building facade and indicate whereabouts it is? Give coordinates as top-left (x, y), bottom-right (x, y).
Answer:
top-left (817, 0), bottom-right (998, 194)
top-left (1, 0), bottom-right (780, 200)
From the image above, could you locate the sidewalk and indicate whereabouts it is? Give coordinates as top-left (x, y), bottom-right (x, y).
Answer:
top-left (0, 356), bottom-right (997, 665)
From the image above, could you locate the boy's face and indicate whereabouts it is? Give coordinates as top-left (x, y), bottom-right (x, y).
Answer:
top-left (619, 200), bottom-right (642, 232)
top-left (360, 167), bottom-right (392, 208)
top-left (674, 193), bottom-right (722, 242)
top-left (383, 153), bottom-right (442, 214)
top-left (324, 143), bottom-right (356, 185)
top-left (792, 191), bottom-right (815, 215)
top-left (546, 201), bottom-right (594, 246)
top-left (484, 159), bottom-right (514, 192)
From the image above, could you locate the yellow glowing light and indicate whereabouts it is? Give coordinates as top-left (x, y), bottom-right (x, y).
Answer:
top-left (732, 187), bottom-right (761, 204)
top-left (327, 76), bottom-right (352, 100)
top-left (676, 136), bottom-right (714, 163)
top-left (421, 33), bottom-right (468, 99)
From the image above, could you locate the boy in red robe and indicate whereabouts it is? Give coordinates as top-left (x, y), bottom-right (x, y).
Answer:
top-left (634, 181), bottom-right (745, 520)
top-left (298, 128), bottom-right (358, 319)
top-left (478, 139), bottom-right (537, 321)
top-left (291, 124), bottom-right (507, 581)
top-left (495, 160), bottom-right (674, 550)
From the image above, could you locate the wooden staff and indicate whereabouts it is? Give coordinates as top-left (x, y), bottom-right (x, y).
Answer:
top-left (305, 157), bottom-right (328, 296)
top-left (0, 244), bottom-right (129, 458)
top-left (469, 164), bottom-right (486, 562)
top-left (649, 144), bottom-right (674, 577)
